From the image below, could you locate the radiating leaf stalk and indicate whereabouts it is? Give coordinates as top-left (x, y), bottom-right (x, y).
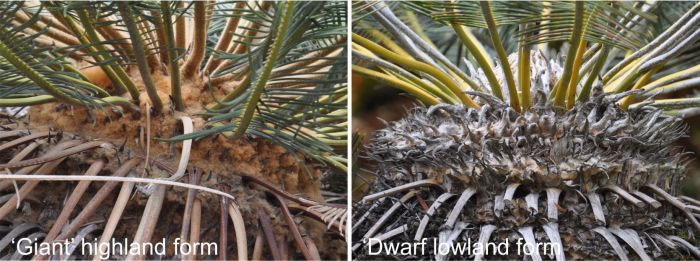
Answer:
top-left (352, 33), bottom-right (479, 108)
top-left (578, 46), bottom-right (609, 102)
top-left (134, 14), bottom-right (162, 70)
top-left (352, 1), bottom-right (382, 21)
top-left (118, 2), bottom-right (164, 113)
top-left (150, 10), bottom-right (169, 66)
top-left (0, 40), bottom-right (131, 110)
top-left (353, 48), bottom-right (456, 103)
top-left (480, 1), bottom-right (520, 112)
top-left (182, 1), bottom-right (208, 78)
top-left (53, 6), bottom-right (128, 97)
top-left (175, 1), bottom-right (186, 55)
top-left (605, 59), bottom-right (641, 92)
top-left (452, 23), bottom-right (504, 100)
top-left (161, 1), bottom-right (184, 111)
top-left (203, 1), bottom-right (246, 74)
top-left (368, 2), bottom-right (438, 69)
top-left (581, 43), bottom-right (601, 63)
top-left (612, 8), bottom-right (700, 93)
top-left (359, 24), bottom-right (410, 57)
top-left (637, 20), bottom-right (700, 73)
top-left (553, 1), bottom-right (584, 107)
top-left (230, 1), bottom-right (294, 140)
top-left (611, 65), bottom-right (645, 94)
top-left (290, 98), bottom-right (347, 121)
top-left (640, 77), bottom-right (700, 104)
top-left (606, 58), bottom-right (640, 87)
top-left (641, 64), bottom-right (700, 94)
top-left (94, 15), bottom-right (134, 58)
top-left (212, 2), bottom-right (273, 76)
top-left (620, 67), bottom-right (658, 110)
top-left (0, 95), bottom-right (55, 106)
top-left (392, 71), bottom-right (456, 104)
top-left (565, 4), bottom-right (597, 108)
top-left (352, 65), bottom-right (440, 105)
top-left (210, 75), bottom-right (251, 111)
top-left (75, 8), bottom-right (140, 101)
top-left (616, 30), bottom-right (700, 94)
top-left (403, 9), bottom-right (436, 49)
top-left (372, 1), bottom-right (480, 93)
top-left (576, 47), bottom-right (600, 81)
top-left (325, 156), bottom-right (348, 172)
top-left (603, 2), bottom-right (700, 83)
top-left (353, 39), bottom-right (447, 93)
top-left (14, 7), bottom-right (79, 46)
top-left (518, 24), bottom-right (531, 110)
top-left (566, 40), bottom-right (587, 109)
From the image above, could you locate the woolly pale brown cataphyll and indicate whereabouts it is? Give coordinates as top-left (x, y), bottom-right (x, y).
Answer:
top-left (0, 1), bottom-right (347, 260)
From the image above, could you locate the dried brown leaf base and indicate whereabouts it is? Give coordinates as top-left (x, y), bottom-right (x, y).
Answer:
top-left (353, 90), bottom-right (700, 260)
top-left (0, 114), bottom-right (345, 260)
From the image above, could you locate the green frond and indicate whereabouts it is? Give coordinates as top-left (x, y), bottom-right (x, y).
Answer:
top-left (404, 1), bottom-right (656, 51)
top-left (0, 2), bottom-right (133, 111)
top-left (160, 1), bottom-right (348, 170)
top-left (352, 1), bottom-right (382, 22)
top-left (354, 0), bottom-right (700, 118)
top-left (405, 1), bottom-right (542, 29)
top-left (0, 1), bottom-right (349, 172)
top-left (160, 1), bottom-right (183, 111)
top-left (117, 2), bottom-right (163, 112)
top-left (480, 1), bottom-right (520, 111)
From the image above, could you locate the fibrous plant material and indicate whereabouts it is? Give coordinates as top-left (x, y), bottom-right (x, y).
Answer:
top-left (0, 117), bottom-right (347, 259)
top-left (355, 88), bottom-right (697, 259)
top-left (0, 0), bottom-right (347, 260)
top-left (352, 1), bottom-right (700, 260)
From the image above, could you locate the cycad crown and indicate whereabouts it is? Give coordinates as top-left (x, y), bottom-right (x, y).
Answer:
top-left (0, 1), bottom-right (347, 260)
top-left (352, 1), bottom-right (700, 260)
